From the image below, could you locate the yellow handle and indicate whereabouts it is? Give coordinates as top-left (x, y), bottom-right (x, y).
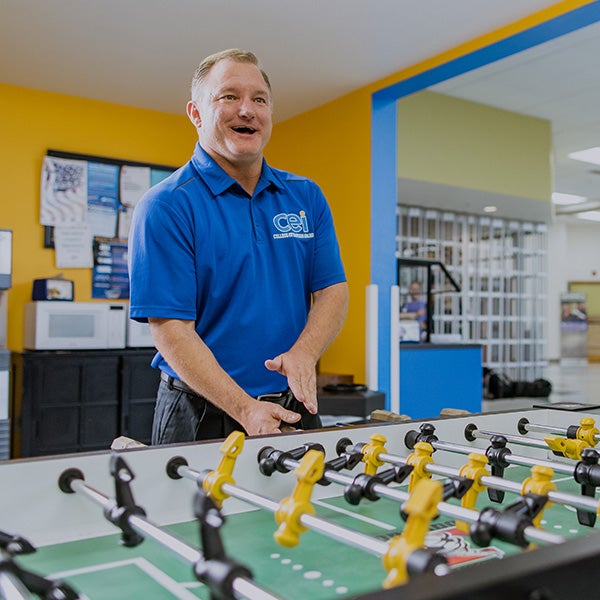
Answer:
top-left (544, 435), bottom-right (589, 460)
top-left (456, 453), bottom-right (489, 532)
top-left (202, 430), bottom-right (245, 508)
top-left (274, 448), bottom-right (324, 547)
top-left (577, 417), bottom-right (599, 447)
top-left (405, 442), bottom-right (434, 492)
top-left (361, 433), bottom-right (388, 476)
top-left (521, 464), bottom-right (555, 528)
top-left (382, 478), bottom-right (443, 588)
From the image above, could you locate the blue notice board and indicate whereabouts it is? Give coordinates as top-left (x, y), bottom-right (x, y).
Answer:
top-left (399, 344), bottom-right (482, 419)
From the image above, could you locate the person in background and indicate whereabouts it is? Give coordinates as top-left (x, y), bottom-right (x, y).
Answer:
top-left (402, 280), bottom-right (427, 330)
top-left (128, 49), bottom-right (349, 444)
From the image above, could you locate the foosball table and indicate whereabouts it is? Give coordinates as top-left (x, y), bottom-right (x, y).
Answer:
top-left (3, 408), bottom-right (600, 600)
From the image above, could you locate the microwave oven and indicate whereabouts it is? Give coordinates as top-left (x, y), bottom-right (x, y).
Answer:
top-left (126, 318), bottom-right (155, 348)
top-left (24, 301), bottom-right (126, 350)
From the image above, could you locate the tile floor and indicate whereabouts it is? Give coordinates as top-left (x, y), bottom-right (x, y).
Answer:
top-left (481, 361), bottom-right (600, 413)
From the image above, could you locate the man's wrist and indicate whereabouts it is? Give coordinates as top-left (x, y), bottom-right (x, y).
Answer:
top-left (234, 396), bottom-right (262, 428)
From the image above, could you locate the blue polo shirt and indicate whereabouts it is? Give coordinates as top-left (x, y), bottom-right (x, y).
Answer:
top-left (128, 144), bottom-right (346, 396)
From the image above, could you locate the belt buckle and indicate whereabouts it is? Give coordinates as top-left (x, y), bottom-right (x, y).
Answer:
top-left (257, 391), bottom-right (286, 402)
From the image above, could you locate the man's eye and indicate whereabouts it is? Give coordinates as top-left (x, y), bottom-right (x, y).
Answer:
top-left (222, 94), bottom-right (237, 101)
top-left (255, 97), bottom-right (267, 104)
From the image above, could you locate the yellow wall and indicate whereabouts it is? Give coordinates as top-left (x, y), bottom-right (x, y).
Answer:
top-left (397, 90), bottom-right (552, 201)
top-left (1, 83), bottom-right (196, 350)
top-left (266, 89), bottom-right (373, 381)
top-left (570, 282), bottom-right (600, 316)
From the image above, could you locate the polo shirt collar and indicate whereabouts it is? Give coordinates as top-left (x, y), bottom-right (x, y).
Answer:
top-left (191, 143), bottom-right (284, 197)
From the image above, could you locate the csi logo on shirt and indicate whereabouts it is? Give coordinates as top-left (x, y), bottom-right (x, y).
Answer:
top-left (272, 211), bottom-right (314, 239)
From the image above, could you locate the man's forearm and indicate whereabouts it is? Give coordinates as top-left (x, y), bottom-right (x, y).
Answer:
top-left (148, 318), bottom-right (255, 422)
top-left (293, 281), bottom-right (349, 361)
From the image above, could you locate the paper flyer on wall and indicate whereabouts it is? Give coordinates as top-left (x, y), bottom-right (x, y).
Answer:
top-left (40, 156), bottom-right (88, 226)
top-left (560, 291), bottom-right (588, 364)
top-left (92, 238), bottom-right (129, 299)
top-left (120, 165), bottom-right (150, 208)
top-left (54, 226), bottom-right (93, 268)
top-left (117, 205), bottom-right (133, 239)
top-left (560, 292), bottom-right (588, 330)
top-left (87, 161), bottom-right (119, 238)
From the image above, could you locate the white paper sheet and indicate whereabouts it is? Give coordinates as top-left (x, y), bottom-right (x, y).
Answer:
top-left (54, 226), bottom-right (93, 268)
top-left (120, 165), bottom-right (150, 208)
top-left (40, 156), bottom-right (88, 226)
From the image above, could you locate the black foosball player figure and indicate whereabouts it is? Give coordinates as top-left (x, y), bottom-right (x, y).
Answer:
top-left (0, 529), bottom-right (81, 599)
top-left (193, 491), bottom-right (253, 600)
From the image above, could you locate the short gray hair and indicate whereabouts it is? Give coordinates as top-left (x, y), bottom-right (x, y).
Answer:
top-left (190, 48), bottom-right (272, 103)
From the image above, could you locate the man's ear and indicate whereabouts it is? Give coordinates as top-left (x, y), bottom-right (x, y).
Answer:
top-left (186, 101), bottom-right (201, 128)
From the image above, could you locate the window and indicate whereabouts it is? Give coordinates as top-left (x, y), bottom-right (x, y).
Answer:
top-left (397, 206), bottom-right (547, 380)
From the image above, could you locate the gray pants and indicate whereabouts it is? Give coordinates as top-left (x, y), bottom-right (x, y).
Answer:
top-left (151, 378), bottom-right (322, 445)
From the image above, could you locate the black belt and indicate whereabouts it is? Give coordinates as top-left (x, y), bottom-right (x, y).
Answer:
top-left (160, 372), bottom-right (201, 396)
top-left (160, 371), bottom-right (291, 402)
top-left (257, 389), bottom-right (295, 404)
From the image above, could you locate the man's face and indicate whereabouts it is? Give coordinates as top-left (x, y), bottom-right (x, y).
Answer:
top-left (409, 283), bottom-right (422, 297)
top-left (191, 59), bottom-right (273, 169)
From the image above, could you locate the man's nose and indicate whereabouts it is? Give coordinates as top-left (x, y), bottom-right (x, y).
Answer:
top-left (238, 97), bottom-right (255, 117)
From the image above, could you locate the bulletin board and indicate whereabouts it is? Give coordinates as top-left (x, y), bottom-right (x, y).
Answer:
top-left (41, 149), bottom-right (176, 299)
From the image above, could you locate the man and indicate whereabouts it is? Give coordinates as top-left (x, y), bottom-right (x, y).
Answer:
top-left (128, 49), bottom-right (348, 443)
top-left (402, 280), bottom-right (427, 328)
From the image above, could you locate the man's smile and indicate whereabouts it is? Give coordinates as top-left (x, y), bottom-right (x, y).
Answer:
top-left (232, 125), bottom-right (257, 134)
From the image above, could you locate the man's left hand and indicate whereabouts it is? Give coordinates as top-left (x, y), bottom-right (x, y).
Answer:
top-left (264, 351), bottom-right (318, 414)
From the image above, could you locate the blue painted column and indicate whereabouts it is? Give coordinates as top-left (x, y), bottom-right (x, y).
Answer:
top-left (370, 96), bottom-right (397, 406)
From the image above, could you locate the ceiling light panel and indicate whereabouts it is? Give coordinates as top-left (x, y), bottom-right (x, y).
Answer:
top-left (552, 192), bottom-right (587, 205)
top-left (576, 210), bottom-right (600, 222)
top-left (568, 147), bottom-right (600, 166)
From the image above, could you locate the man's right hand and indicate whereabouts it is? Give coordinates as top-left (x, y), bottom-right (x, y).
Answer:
top-left (241, 399), bottom-right (301, 436)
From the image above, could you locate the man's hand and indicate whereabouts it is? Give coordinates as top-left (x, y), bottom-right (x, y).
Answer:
top-left (264, 350), bottom-right (318, 414)
top-left (264, 282), bottom-right (348, 416)
top-left (240, 399), bottom-right (301, 436)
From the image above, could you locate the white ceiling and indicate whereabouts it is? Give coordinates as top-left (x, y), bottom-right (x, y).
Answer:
top-left (1, 0), bottom-right (560, 121)
top-left (432, 18), bottom-right (600, 213)
top-left (1, 0), bottom-right (597, 217)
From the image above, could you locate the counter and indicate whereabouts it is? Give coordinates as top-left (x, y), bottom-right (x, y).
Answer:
top-left (399, 343), bottom-right (482, 419)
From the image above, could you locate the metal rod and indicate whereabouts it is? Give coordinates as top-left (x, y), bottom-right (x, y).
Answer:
top-left (70, 479), bottom-right (203, 567)
top-left (479, 476), bottom-right (522, 495)
top-left (128, 515), bottom-right (201, 564)
top-left (374, 486), bottom-right (564, 547)
top-left (67, 478), bottom-right (279, 600)
top-left (524, 421), bottom-right (600, 444)
top-left (178, 465), bottom-right (389, 557)
top-left (522, 423), bottom-right (569, 437)
top-left (380, 448), bottom-right (598, 516)
top-left (432, 439), bottom-right (576, 476)
top-left (261, 455), bottom-right (565, 547)
top-left (472, 428), bottom-right (549, 449)
top-left (547, 490), bottom-right (599, 513)
top-left (429, 439), bottom-right (489, 456)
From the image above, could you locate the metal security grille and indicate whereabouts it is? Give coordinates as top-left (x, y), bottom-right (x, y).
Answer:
top-left (397, 206), bottom-right (547, 380)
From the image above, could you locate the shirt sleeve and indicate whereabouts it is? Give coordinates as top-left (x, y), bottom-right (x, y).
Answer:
top-left (128, 189), bottom-right (198, 322)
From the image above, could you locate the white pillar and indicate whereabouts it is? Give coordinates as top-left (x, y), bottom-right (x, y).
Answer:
top-left (366, 284), bottom-right (379, 390)
top-left (390, 285), bottom-right (400, 413)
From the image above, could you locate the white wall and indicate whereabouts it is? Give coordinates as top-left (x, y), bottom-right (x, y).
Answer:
top-left (547, 220), bottom-right (600, 359)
